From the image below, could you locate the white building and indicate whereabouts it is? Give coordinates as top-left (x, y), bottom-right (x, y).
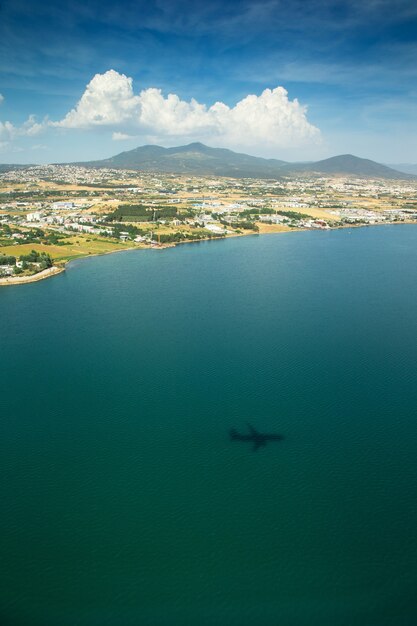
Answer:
top-left (51, 202), bottom-right (75, 210)
top-left (204, 223), bottom-right (225, 234)
top-left (26, 212), bottom-right (43, 222)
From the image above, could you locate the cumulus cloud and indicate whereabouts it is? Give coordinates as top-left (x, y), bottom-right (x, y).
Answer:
top-left (54, 69), bottom-right (320, 150)
top-left (22, 115), bottom-right (46, 136)
top-left (0, 115), bottom-right (47, 144)
top-left (56, 71), bottom-right (140, 130)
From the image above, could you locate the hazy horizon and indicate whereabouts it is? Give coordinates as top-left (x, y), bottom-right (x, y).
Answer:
top-left (1, 141), bottom-right (417, 170)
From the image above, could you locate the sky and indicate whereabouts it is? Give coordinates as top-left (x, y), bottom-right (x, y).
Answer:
top-left (1, 0), bottom-right (416, 164)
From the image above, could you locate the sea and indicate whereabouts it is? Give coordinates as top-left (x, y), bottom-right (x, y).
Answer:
top-left (1, 225), bottom-right (417, 626)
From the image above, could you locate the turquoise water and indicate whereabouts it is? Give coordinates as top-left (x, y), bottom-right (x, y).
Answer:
top-left (1, 226), bottom-right (417, 626)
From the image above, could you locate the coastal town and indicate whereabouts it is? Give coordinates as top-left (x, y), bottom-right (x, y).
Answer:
top-left (1, 164), bottom-right (417, 284)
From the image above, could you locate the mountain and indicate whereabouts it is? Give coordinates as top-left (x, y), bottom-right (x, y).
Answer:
top-left (74, 142), bottom-right (287, 178)
top-left (281, 154), bottom-right (412, 179)
top-left (72, 144), bottom-right (412, 180)
top-left (0, 163), bottom-right (32, 173)
top-left (2, 145), bottom-right (412, 180)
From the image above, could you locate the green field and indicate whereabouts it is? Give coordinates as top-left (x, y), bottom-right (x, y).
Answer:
top-left (0, 235), bottom-right (138, 265)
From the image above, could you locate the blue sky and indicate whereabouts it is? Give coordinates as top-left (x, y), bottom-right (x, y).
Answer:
top-left (1, 0), bottom-right (416, 163)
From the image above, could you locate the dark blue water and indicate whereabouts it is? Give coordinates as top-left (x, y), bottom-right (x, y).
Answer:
top-left (1, 226), bottom-right (417, 626)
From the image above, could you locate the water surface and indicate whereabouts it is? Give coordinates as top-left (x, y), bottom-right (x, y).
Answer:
top-left (1, 226), bottom-right (417, 625)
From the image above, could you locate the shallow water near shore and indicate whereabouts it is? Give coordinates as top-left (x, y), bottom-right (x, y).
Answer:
top-left (1, 225), bottom-right (417, 626)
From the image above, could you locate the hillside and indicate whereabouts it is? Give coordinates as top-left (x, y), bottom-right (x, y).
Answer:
top-left (72, 144), bottom-right (412, 180)
top-left (0, 164), bottom-right (33, 173)
top-left (2, 145), bottom-right (413, 180)
top-left (73, 142), bottom-right (287, 178)
top-left (282, 154), bottom-right (410, 179)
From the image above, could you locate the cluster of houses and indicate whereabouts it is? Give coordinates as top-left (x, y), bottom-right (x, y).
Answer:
top-left (24, 211), bottom-right (113, 236)
top-left (0, 258), bottom-right (37, 277)
top-left (0, 264), bottom-right (14, 276)
top-left (2, 166), bottom-right (417, 251)
top-left (258, 214), bottom-right (330, 229)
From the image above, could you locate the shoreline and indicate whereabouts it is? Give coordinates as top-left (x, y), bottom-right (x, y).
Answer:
top-left (0, 265), bottom-right (65, 286)
top-left (1, 221), bottom-right (415, 287)
top-left (0, 243), bottom-right (152, 287)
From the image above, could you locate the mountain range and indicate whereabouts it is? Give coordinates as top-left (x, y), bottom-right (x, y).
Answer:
top-left (0, 143), bottom-right (414, 180)
top-left (72, 143), bottom-right (288, 178)
top-left (71, 143), bottom-right (413, 180)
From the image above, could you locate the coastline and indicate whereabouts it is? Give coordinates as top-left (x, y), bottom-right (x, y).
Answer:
top-left (0, 265), bottom-right (65, 286)
top-left (1, 221), bottom-right (415, 287)
top-left (0, 242), bottom-right (154, 287)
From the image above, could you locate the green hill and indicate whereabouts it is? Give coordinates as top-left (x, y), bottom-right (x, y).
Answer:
top-left (72, 144), bottom-right (412, 180)
top-left (72, 142), bottom-right (287, 178)
top-left (281, 154), bottom-right (410, 179)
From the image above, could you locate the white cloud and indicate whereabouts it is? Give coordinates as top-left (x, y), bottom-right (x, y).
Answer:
top-left (0, 94), bottom-right (4, 104)
top-left (0, 115), bottom-right (47, 143)
top-left (22, 115), bottom-right (46, 136)
top-left (0, 120), bottom-right (16, 141)
top-left (54, 69), bottom-right (320, 150)
top-left (55, 71), bottom-right (140, 129)
top-left (112, 131), bottom-right (137, 140)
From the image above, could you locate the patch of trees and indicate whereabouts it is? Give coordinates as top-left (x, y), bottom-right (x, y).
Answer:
top-left (111, 223), bottom-right (147, 238)
top-left (276, 210), bottom-right (312, 220)
top-left (240, 207), bottom-right (277, 217)
top-left (157, 206), bottom-right (178, 219)
top-left (0, 254), bottom-right (16, 265)
top-left (218, 217), bottom-right (259, 231)
top-left (239, 209), bottom-right (260, 219)
top-left (193, 229), bottom-right (225, 240)
top-left (157, 232), bottom-right (187, 243)
top-left (20, 250), bottom-right (53, 269)
top-left (107, 204), bottom-right (178, 222)
top-left (156, 230), bottom-right (225, 243)
top-left (42, 232), bottom-right (68, 245)
top-left (22, 228), bottom-right (45, 244)
top-left (256, 207), bottom-right (275, 214)
top-left (233, 220), bottom-right (259, 231)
